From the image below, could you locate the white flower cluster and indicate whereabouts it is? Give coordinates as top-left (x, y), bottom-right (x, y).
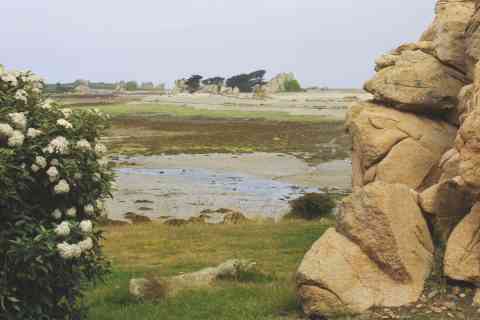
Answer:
top-left (57, 242), bottom-right (82, 259)
top-left (94, 143), bottom-right (108, 155)
top-left (8, 112), bottom-right (27, 130)
top-left (84, 204), bottom-right (95, 215)
top-left (79, 220), bottom-right (93, 233)
top-left (0, 124), bottom-right (14, 138)
top-left (35, 156), bottom-right (47, 168)
top-left (27, 128), bottom-right (42, 138)
top-left (44, 136), bottom-right (69, 154)
top-left (98, 157), bottom-right (109, 167)
top-left (8, 131), bottom-right (25, 147)
top-left (52, 209), bottom-right (62, 220)
top-left (79, 237), bottom-right (94, 251)
top-left (1, 72), bottom-right (18, 86)
top-left (40, 99), bottom-right (53, 110)
top-left (54, 221), bottom-right (71, 236)
top-left (55, 219), bottom-right (94, 259)
top-left (15, 89), bottom-right (28, 103)
top-left (61, 108), bottom-right (72, 118)
top-left (76, 139), bottom-right (91, 151)
top-left (66, 207), bottom-right (77, 217)
top-left (47, 166), bottom-right (59, 182)
top-left (54, 179), bottom-right (70, 194)
top-left (57, 119), bottom-right (73, 129)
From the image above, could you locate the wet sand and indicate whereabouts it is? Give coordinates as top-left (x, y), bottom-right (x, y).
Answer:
top-left (105, 153), bottom-right (352, 221)
top-left (141, 90), bottom-right (371, 120)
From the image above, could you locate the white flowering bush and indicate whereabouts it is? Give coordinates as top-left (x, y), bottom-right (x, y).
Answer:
top-left (0, 66), bottom-right (114, 319)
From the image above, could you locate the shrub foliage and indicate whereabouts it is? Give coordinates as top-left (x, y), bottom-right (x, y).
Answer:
top-left (284, 79), bottom-right (302, 92)
top-left (288, 193), bottom-right (335, 220)
top-left (0, 65), bottom-right (114, 319)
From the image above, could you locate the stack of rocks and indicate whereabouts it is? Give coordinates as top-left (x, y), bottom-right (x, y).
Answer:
top-left (296, 0), bottom-right (480, 317)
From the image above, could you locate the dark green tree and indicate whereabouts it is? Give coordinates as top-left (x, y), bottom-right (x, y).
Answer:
top-left (185, 75), bottom-right (203, 93)
top-left (202, 77), bottom-right (225, 86)
top-left (126, 81), bottom-right (138, 91)
top-left (226, 70), bottom-right (266, 93)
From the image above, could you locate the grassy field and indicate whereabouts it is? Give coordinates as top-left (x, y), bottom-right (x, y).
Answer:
top-left (76, 103), bottom-right (351, 165)
top-left (77, 103), bottom-right (337, 123)
top-left (86, 220), bottom-right (334, 320)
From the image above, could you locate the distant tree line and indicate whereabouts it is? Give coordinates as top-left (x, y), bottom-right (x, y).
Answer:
top-left (44, 79), bottom-right (163, 93)
top-left (183, 69), bottom-right (267, 93)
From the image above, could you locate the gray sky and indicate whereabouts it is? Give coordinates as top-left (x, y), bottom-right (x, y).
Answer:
top-left (1, 1), bottom-right (436, 88)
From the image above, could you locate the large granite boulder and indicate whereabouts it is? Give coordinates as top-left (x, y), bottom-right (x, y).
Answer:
top-left (364, 50), bottom-right (466, 113)
top-left (419, 177), bottom-right (474, 242)
top-left (297, 182), bottom-right (434, 317)
top-left (458, 108), bottom-right (480, 190)
top-left (263, 73), bottom-right (298, 94)
top-left (337, 182), bottom-right (434, 283)
top-left (347, 101), bottom-right (456, 189)
top-left (374, 41), bottom-right (434, 72)
top-left (297, 1), bottom-right (480, 317)
top-left (296, 228), bottom-right (427, 317)
top-left (444, 203), bottom-right (480, 285)
top-left (172, 79), bottom-right (188, 95)
top-left (454, 84), bottom-right (474, 125)
top-left (431, 0), bottom-right (475, 72)
top-left (466, 6), bottom-right (480, 77)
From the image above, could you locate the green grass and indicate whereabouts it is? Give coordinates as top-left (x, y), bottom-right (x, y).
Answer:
top-left (86, 220), bottom-right (334, 320)
top-left (74, 103), bottom-right (336, 123)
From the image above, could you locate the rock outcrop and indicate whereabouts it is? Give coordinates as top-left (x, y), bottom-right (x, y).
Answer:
top-left (297, 228), bottom-right (426, 316)
top-left (172, 79), bottom-right (188, 94)
top-left (296, 1), bottom-right (480, 318)
top-left (431, 0), bottom-right (475, 72)
top-left (347, 101), bottom-right (456, 189)
top-left (297, 182), bottom-right (434, 315)
top-left (263, 73), bottom-right (298, 94)
top-left (364, 50), bottom-right (467, 113)
top-left (444, 203), bottom-right (480, 285)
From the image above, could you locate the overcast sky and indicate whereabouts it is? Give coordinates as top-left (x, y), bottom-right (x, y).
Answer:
top-left (1, 1), bottom-right (436, 88)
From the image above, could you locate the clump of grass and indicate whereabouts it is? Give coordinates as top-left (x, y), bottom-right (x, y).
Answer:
top-left (141, 276), bottom-right (169, 301)
top-left (286, 193), bottom-right (336, 220)
top-left (229, 269), bottom-right (276, 284)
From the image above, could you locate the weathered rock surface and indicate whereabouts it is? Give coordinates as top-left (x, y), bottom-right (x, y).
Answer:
top-left (337, 182), bottom-right (434, 283)
top-left (466, 6), bottom-right (480, 76)
top-left (419, 177), bottom-right (474, 242)
top-left (431, 0), bottom-right (475, 72)
top-left (458, 108), bottom-right (480, 190)
top-left (172, 79), bottom-right (188, 94)
top-left (296, 182), bottom-right (434, 317)
top-left (347, 101), bottom-right (456, 189)
top-left (263, 72), bottom-right (297, 94)
top-left (473, 289), bottom-right (480, 306)
top-left (296, 228), bottom-right (428, 317)
top-left (456, 84), bottom-right (474, 125)
top-left (457, 65), bottom-right (480, 191)
top-left (297, 1), bottom-right (480, 317)
top-left (444, 203), bottom-right (480, 285)
top-left (364, 50), bottom-right (466, 113)
top-left (374, 42), bottom-right (434, 72)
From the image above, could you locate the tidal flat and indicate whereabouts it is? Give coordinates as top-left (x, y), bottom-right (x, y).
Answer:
top-left (83, 90), bottom-right (367, 222)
